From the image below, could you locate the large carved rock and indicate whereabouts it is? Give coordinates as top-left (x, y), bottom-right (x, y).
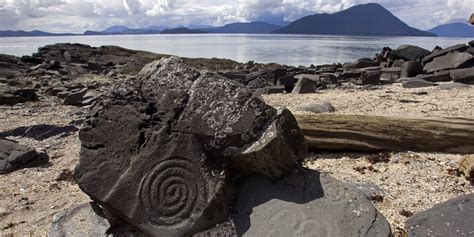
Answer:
top-left (74, 57), bottom-right (306, 236)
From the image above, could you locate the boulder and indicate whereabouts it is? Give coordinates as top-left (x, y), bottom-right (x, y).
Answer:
top-left (232, 169), bottom-right (391, 237)
top-left (0, 139), bottom-right (49, 174)
top-left (416, 71), bottom-right (452, 82)
top-left (450, 67), bottom-right (474, 84)
top-left (402, 78), bottom-right (436, 88)
top-left (437, 82), bottom-right (471, 90)
top-left (422, 44), bottom-right (469, 64)
top-left (405, 193), bottom-right (474, 237)
top-left (63, 88), bottom-right (88, 105)
top-left (380, 67), bottom-right (401, 81)
top-left (74, 57), bottom-right (306, 236)
top-left (13, 89), bottom-right (38, 102)
top-left (291, 77), bottom-right (320, 94)
top-left (423, 52), bottom-right (474, 73)
top-left (391, 45), bottom-right (430, 61)
top-left (276, 75), bottom-right (295, 90)
top-left (343, 59), bottom-right (379, 71)
top-left (401, 61), bottom-right (423, 77)
top-left (296, 101), bottom-right (336, 114)
top-left (459, 155), bottom-right (474, 180)
top-left (358, 70), bottom-right (381, 85)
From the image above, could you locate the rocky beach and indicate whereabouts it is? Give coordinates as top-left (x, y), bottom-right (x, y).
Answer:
top-left (1, 40), bottom-right (474, 236)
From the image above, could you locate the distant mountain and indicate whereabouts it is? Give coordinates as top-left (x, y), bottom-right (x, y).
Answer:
top-left (428, 22), bottom-right (474, 38)
top-left (161, 27), bottom-right (208, 34)
top-left (273, 3), bottom-right (435, 37)
top-left (103, 25), bottom-right (130, 33)
top-left (0, 30), bottom-right (75, 37)
top-left (206, 22), bottom-right (282, 33)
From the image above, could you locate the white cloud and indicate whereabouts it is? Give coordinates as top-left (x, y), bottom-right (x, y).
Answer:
top-left (0, 0), bottom-right (473, 32)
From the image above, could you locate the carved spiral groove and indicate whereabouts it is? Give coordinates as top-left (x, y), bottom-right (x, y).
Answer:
top-left (140, 157), bottom-right (208, 226)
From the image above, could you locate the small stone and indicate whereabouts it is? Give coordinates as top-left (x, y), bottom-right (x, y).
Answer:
top-left (296, 101), bottom-right (335, 114)
top-left (459, 155), bottom-right (474, 180)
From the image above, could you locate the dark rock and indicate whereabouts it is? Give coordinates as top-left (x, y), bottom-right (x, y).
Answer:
top-left (422, 44), bottom-right (469, 64)
top-left (0, 124), bottom-right (78, 140)
top-left (469, 40), bottom-right (474, 47)
top-left (381, 67), bottom-right (401, 81)
top-left (74, 57), bottom-right (306, 236)
top-left (253, 86), bottom-right (286, 97)
top-left (0, 92), bottom-right (22, 105)
top-left (405, 193), bottom-right (474, 237)
top-left (343, 58), bottom-right (379, 71)
top-left (56, 91), bottom-right (70, 99)
top-left (291, 77), bottom-right (320, 94)
top-left (0, 139), bottom-right (49, 174)
top-left (45, 87), bottom-right (65, 96)
top-left (450, 67), bottom-right (474, 84)
top-left (13, 88), bottom-right (38, 102)
top-left (416, 71), bottom-right (452, 82)
top-left (63, 88), bottom-right (88, 106)
top-left (437, 83), bottom-right (471, 90)
top-left (296, 101), bottom-right (335, 114)
top-left (391, 45), bottom-right (430, 61)
top-left (358, 70), bottom-right (381, 85)
top-left (276, 75), bottom-right (295, 89)
top-left (232, 169), bottom-right (391, 237)
top-left (424, 52), bottom-right (474, 73)
top-left (401, 61), bottom-right (423, 77)
top-left (402, 78), bottom-right (436, 88)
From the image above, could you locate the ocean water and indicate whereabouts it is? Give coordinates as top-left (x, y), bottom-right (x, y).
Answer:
top-left (0, 34), bottom-right (469, 66)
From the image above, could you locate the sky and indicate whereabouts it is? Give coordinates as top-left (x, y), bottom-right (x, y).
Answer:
top-left (0, 0), bottom-right (473, 33)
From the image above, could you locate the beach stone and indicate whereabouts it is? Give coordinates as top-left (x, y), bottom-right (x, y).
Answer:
top-left (422, 44), bottom-right (469, 64)
top-left (405, 193), bottom-right (474, 237)
top-left (75, 57), bottom-right (306, 236)
top-left (0, 92), bottom-right (22, 105)
top-left (401, 61), bottom-right (423, 77)
top-left (416, 71), bottom-right (452, 82)
top-left (0, 124), bottom-right (78, 140)
top-left (391, 45), bottom-right (430, 61)
top-left (296, 101), bottom-right (335, 114)
top-left (380, 67), bottom-right (401, 81)
top-left (358, 70), bottom-right (381, 85)
top-left (276, 75), bottom-right (295, 88)
top-left (343, 58), bottom-right (379, 71)
top-left (0, 139), bottom-right (49, 174)
top-left (232, 169), bottom-right (391, 237)
top-left (459, 155), bottom-right (474, 180)
top-left (402, 78), bottom-right (436, 88)
top-left (63, 88), bottom-right (88, 105)
top-left (292, 77), bottom-right (320, 94)
top-left (13, 89), bottom-right (38, 102)
top-left (424, 52), bottom-right (474, 73)
top-left (437, 83), bottom-right (470, 90)
top-left (49, 203), bottom-right (111, 237)
top-left (450, 67), bottom-right (474, 84)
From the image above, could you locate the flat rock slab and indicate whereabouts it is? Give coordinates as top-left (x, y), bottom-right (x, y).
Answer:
top-left (405, 193), bottom-right (474, 237)
top-left (437, 83), bottom-right (471, 90)
top-left (49, 203), bottom-right (111, 237)
top-left (424, 52), bottom-right (474, 73)
top-left (0, 138), bottom-right (49, 174)
top-left (232, 169), bottom-right (391, 237)
top-left (402, 78), bottom-right (436, 88)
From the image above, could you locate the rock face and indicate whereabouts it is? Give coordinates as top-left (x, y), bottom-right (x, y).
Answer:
top-left (0, 139), bottom-right (49, 174)
top-left (405, 193), bottom-right (474, 237)
top-left (232, 169), bottom-right (391, 237)
top-left (74, 57), bottom-right (306, 236)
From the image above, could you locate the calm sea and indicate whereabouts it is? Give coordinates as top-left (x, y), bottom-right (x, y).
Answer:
top-left (0, 34), bottom-right (469, 66)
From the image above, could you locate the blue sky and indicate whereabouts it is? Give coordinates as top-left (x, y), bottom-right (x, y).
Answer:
top-left (0, 0), bottom-right (473, 33)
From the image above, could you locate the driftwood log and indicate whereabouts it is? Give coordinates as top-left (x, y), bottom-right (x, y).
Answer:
top-left (295, 114), bottom-right (474, 154)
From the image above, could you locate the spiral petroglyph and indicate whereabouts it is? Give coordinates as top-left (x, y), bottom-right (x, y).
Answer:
top-left (139, 157), bottom-right (208, 227)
